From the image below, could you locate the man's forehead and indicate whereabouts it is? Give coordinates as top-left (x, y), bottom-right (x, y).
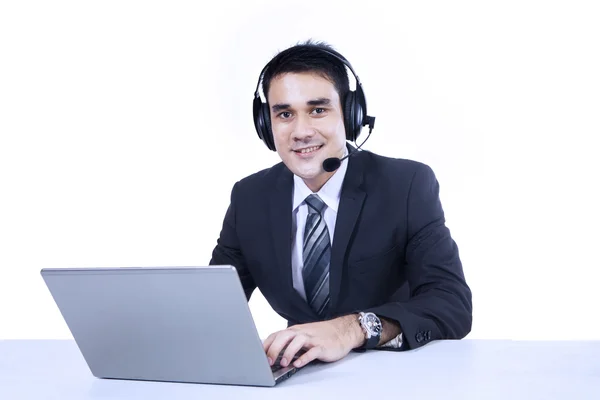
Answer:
top-left (267, 72), bottom-right (339, 105)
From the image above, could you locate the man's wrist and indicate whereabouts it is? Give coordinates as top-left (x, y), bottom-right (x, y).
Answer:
top-left (335, 313), bottom-right (402, 349)
top-left (338, 314), bottom-right (365, 349)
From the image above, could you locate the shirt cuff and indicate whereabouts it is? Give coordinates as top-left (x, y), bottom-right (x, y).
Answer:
top-left (378, 332), bottom-right (403, 349)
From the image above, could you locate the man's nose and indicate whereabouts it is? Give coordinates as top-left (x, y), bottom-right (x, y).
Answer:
top-left (292, 115), bottom-right (316, 141)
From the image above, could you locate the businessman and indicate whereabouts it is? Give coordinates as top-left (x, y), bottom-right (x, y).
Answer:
top-left (210, 40), bottom-right (472, 369)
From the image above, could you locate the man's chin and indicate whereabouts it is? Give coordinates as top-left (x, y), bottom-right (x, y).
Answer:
top-left (289, 162), bottom-right (325, 180)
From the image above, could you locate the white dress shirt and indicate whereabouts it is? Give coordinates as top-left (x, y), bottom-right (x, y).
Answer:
top-left (290, 153), bottom-right (403, 349)
top-left (291, 156), bottom-right (347, 300)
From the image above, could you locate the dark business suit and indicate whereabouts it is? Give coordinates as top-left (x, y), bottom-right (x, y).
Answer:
top-left (210, 146), bottom-right (472, 350)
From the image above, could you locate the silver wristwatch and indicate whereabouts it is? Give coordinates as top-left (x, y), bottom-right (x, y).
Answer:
top-left (358, 312), bottom-right (382, 349)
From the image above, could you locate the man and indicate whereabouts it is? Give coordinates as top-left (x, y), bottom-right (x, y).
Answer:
top-left (209, 40), bottom-right (472, 370)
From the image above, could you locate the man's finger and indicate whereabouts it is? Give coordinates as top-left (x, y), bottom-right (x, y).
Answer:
top-left (280, 334), bottom-right (306, 367)
top-left (293, 345), bottom-right (322, 368)
top-left (265, 330), bottom-right (296, 365)
top-left (262, 332), bottom-right (278, 353)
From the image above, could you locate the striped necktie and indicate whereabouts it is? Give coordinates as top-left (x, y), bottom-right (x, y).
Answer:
top-left (302, 194), bottom-right (331, 316)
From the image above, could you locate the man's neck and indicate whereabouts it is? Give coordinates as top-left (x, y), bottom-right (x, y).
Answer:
top-left (303, 171), bottom-right (336, 193)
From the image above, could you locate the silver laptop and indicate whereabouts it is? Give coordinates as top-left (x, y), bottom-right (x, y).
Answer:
top-left (40, 266), bottom-right (302, 387)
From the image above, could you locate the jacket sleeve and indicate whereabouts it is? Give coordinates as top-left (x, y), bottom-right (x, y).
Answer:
top-left (209, 181), bottom-right (257, 301)
top-left (364, 163), bottom-right (472, 350)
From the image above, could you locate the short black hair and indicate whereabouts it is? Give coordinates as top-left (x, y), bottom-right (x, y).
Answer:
top-left (261, 39), bottom-right (350, 106)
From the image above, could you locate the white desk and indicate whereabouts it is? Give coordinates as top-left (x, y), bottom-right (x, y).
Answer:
top-left (1, 339), bottom-right (599, 399)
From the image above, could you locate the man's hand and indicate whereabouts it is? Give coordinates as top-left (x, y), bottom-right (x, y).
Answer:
top-left (263, 314), bottom-right (365, 369)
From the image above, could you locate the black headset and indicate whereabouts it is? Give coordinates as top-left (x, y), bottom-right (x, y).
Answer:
top-left (252, 46), bottom-right (375, 152)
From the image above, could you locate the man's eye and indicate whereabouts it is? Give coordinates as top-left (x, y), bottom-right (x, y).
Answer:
top-left (313, 108), bottom-right (326, 114)
top-left (279, 111), bottom-right (292, 119)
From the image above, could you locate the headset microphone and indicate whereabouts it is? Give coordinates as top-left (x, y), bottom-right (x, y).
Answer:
top-left (322, 116), bottom-right (375, 172)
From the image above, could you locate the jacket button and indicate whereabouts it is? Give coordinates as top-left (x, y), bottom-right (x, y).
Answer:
top-left (415, 332), bottom-right (424, 343)
top-left (426, 331), bottom-right (431, 340)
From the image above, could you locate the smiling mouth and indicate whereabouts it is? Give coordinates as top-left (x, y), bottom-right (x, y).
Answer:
top-left (293, 145), bottom-right (323, 154)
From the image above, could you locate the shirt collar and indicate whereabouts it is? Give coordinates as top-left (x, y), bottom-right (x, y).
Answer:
top-left (292, 148), bottom-right (349, 213)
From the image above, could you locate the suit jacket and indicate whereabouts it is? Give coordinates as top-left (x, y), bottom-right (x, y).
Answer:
top-left (209, 147), bottom-right (472, 350)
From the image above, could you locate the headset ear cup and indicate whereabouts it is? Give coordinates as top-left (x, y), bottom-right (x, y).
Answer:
top-left (353, 85), bottom-right (366, 141)
top-left (253, 96), bottom-right (276, 151)
top-left (261, 103), bottom-right (276, 151)
top-left (253, 96), bottom-right (266, 142)
top-left (344, 91), bottom-right (356, 141)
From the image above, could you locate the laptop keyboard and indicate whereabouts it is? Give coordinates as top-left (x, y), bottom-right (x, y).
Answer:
top-left (270, 349), bottom-right (306, 372)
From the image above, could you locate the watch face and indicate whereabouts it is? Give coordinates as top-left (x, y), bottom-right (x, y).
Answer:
top-left (363, 313), bottom-right (382, 336)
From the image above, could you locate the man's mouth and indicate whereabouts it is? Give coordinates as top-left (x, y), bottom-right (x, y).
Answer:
top-left (293, 145), bottom-right (323, 154)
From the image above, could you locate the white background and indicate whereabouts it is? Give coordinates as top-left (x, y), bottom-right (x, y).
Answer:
top-left (1, 0), bottom-right (599, 341)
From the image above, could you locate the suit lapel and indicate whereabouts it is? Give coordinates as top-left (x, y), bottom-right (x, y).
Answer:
top-left (327, 150), bottom-right (366, 316)
top-left (269, 166), bottom-right (315, 320)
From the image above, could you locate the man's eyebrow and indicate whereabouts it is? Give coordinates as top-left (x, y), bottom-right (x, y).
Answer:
top-left (271, 98), bottom-right (331, 112)
top-left (307, 98), bottom-right (331, 106)
top-left (271, 103), bottom-right (290, 112)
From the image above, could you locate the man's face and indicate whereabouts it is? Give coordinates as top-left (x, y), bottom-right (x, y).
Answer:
top-left (267, 72), bottom-right (347, 191)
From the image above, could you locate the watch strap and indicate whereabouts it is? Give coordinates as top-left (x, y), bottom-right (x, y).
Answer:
top-left (364, 333), bottom-right (380, 349)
